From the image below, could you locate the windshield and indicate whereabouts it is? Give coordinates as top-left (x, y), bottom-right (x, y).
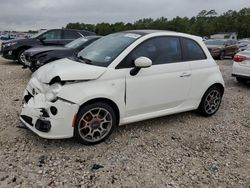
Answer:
top-left (31, 30), bottom-right (47, 38)
top-left (65, 37), bottom-right (88, 49)
top-left (205, 39), bottom-right (225, 46)
top-left (77, 32), bottom-right (141, 67)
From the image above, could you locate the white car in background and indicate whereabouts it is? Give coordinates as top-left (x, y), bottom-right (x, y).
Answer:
top-left (232, 50), bottom-right (250, 83)
top-left (20, 30), bottom-right (225, 145)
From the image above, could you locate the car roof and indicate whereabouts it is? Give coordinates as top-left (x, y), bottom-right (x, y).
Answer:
top-left (123, 30), bottom-right (176, 36)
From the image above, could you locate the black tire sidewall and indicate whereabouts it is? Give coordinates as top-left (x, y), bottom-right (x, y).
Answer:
top-left (74, 102), bottom-right (117, 145)
top-left (17, 49), bottom-right (26, 65)
top-left (198, 86), bottom-right (223, 117)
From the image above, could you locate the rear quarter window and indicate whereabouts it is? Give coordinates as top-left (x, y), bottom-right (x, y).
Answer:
top-left (181, 38), bottom-right (207, 61)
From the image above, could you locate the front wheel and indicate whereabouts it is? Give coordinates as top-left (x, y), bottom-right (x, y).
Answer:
top-left (74, 102), bottom-right (116, 145)
top-left (198, 86), bottom-right (223, 116)
top-left (17, 49), bottom-right (27, 65)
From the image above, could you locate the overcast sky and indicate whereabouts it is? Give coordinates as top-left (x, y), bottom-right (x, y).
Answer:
top-left (0, 0), bottom-right (249, 31)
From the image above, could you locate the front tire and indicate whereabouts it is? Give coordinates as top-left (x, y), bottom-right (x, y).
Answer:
top-left (74, 102), bottom-right (116, 145)
top-left (198, 86), bottom-right (223, 117)
top-left (17, 49), bottom-right (27, 65)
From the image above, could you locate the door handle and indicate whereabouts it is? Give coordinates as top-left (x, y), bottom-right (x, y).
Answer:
top-left (180, 72), bottom-right (191, 77)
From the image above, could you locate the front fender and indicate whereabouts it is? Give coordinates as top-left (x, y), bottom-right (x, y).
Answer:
top-left (57, 78), bottom-right (126, 119)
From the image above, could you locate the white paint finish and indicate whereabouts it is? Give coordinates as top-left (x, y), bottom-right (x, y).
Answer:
top-left (232, 51), bottom-right (250, 78)
top-left (232, 61), bottom-right (250, 77)
top-left (21, 95), bottom-right (79, 139)
top-left (33, 58), bottom-right (107, 83)
top-left (125, 62), bottom-right (191, 116)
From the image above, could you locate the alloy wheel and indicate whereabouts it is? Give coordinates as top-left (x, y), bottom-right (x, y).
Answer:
top-left (78, 107), bottom-right (113, 143)
top-left (204, 89), bottom-right (221, 115)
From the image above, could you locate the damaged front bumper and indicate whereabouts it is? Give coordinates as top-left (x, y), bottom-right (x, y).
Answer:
top-left (20, 79), bottom-right (79, 139)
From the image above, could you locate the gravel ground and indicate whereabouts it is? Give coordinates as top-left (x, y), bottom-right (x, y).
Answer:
top-left (0, 57), bottom-right (249, 188)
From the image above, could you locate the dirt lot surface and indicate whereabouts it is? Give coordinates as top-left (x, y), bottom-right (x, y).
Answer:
top-left (0, 57), bottom-right (249, 188)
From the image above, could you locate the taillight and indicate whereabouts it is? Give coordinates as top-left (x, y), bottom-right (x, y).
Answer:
top-left (233, 55), bottom-right (246, 63)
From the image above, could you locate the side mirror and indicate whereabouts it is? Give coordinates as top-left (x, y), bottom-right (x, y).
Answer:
top-left (38, 36), bottom-right (46, 42)
top-left (130, 56), bottom-right (152, 76)
top-left (134, 57), bottom-right (152, 68)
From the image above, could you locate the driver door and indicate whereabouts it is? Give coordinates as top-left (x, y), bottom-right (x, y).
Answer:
top-left (121, 36), bottom-right (192, 117)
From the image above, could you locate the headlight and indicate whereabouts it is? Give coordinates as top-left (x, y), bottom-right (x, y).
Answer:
top-left (3, 42), bottom-right (17, 48)
top-left (37, 56), bottom-right (48, 65)
top-left (45, 83), bottom-right (62, 101)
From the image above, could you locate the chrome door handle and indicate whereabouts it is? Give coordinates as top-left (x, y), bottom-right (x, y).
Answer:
top-left (180, 72), bottom-right (191, 77)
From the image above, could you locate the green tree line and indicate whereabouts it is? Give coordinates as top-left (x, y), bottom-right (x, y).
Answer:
top-left (66, 8), bottom-right (250, 38)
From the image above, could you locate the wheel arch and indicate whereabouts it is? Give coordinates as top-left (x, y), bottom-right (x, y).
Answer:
top-left (198, 82), bottom-right (224, 107)
top-left (78, 98), bottom-right (120, 125)
top-left (15, 46), bottom-right (31, 58)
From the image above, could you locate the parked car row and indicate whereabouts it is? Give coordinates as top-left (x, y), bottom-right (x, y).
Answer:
top-left (0, 28), bottom-right (96, 64)
top-left (204, 38), bottom-right (250, 60)
top-left (1, 29), bottom-right (249, 145)
top-left (23, 35), bottom-right (101, 72)
top-left (205, 39), bottom-right (238, 60)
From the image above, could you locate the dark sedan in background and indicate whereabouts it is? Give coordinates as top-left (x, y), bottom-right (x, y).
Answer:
top-left (1, 29), bottom-right (95, 64)
top-left (205, 39), bottom-right (238, 60)
top-left (23, 36), bottom-right (101, 72)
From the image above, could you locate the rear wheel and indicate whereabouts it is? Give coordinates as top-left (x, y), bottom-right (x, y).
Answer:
top-left (236, 77), bottom-right (248, 83)
top-left (17, 49), bottom-right (27, 65)
top-left (74, 102), bottom-right (116, 145)
top-left (198, 86), bottom-right (223, 116)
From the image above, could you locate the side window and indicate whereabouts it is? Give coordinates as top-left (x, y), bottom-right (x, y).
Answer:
top-left (63, 30), bottom-right (81, 39)
top-left (42, 30), bottom-right (61, 40)
top-left (116, 36), bottom-right (182, 69)
top-left (182, 38), bottom-right (206, 61)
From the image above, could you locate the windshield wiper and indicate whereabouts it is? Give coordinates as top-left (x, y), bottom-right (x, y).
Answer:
top-left (77, 56), bottom-right (93, 65)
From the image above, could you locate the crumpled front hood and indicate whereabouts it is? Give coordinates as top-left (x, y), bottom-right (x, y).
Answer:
top-left (33, 58), bottom-right (107, 83)
top-left (25, 46), bottom-right (67, 56)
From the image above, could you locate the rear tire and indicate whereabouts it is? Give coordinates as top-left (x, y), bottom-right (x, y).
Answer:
top-left (236, 77), bottom-right (248, 83)
top-left (74, 102), bottom-right (116, 145)
top-left (198, 86), bottom-right (223, 117)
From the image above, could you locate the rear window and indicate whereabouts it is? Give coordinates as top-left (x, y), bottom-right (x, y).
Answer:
top-left (182, 38), bottom-right (206, 61)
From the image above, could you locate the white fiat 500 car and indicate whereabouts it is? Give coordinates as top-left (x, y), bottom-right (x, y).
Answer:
top-left (232, 49), bottom-right (250, 83)
top-left (20, 30), bottom-right (225, 145)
